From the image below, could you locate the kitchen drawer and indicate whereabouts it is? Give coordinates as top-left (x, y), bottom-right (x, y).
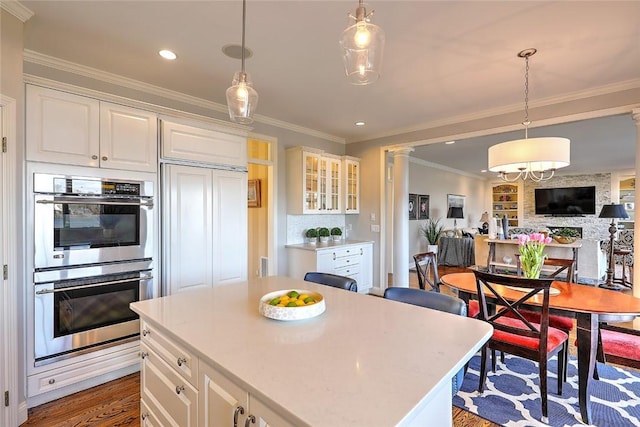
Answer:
top-left (335, 265), bottom-right (361, 283)
top-left (141, 344), bottom-right (198, 427)
top-left (141, 320), bottom-right (198, 387)
top-left (334, 254), bottom-right (360, 269)
top-left (141, 397), bottom-right (169, 427)
top-left (331, 246), bottom-right (364, 260)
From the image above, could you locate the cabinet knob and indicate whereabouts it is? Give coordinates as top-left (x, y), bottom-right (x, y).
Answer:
top-left (48, 378), bottom-right (55, 385)
top-left (102, 156), bottom-right (108, 161)
top-left (141, 413), bottom-right (149, 421)
top-left (177, 356), bottom-right (187, 367)
top-left (244, 415), bottom-right (256, 427)
top-left (233, 406), bottom-right (245, 427)
top-left (142, 328), bottom-right (151, 337)
top-left (140, 351), bottom-right (149, 359)
top-left (175, 385), bottom-right (185, 395)
top-left (91, 155), bottom-right (98, 160)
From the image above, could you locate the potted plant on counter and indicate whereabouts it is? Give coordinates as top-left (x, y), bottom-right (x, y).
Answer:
top-left (330, 227), bottom-right (343, 241)
top-left (552, 227), bottom-right (580, 244)
top-left (318, 227), bottom-right (331, 243)
top-left (305, 228), bottom-right (318, 244)
top-left (421, 218), bottom-right (443, 254)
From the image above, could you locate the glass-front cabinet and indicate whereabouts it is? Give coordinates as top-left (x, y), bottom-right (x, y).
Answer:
top-left (286, 147), bottom-right (359, 214)
top-left (492, 183), bottom-right (519, 227)
top-left (344, 156), bottom-right (360, 214)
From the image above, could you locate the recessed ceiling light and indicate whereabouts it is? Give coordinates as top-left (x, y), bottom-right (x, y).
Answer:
top-left (354, 121), bottom-right (365, 126)
top-left (445, 141), bottom-right (456, 145)
top-left (159, 50), bottom-right (177, 60)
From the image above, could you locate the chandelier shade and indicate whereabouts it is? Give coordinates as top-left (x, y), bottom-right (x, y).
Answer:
top-left (340, 1), bottom-right (385, 85)
top-left (488, 48), bottom-right (570, 182)
top-left (488, 136), bottom-right (570, 177)
top-left (226, 0), bottom-right (258, 124)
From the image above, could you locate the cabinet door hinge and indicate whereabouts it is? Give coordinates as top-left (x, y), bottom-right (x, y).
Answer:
top-left (4, 390), bottom-right (8, 407)
top-left (2, 265), bottom-right (7, 280)
top-left (1, 137), bottom-right (6, 153)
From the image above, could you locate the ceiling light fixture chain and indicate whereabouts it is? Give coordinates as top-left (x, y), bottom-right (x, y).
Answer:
top-left (226, 0), bottom-right (258, 124)
top-left (487, 48), bottom-right (570, 182)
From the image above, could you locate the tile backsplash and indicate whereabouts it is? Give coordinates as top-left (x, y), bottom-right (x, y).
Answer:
top-left (287, 214), bottom-right (346, 244)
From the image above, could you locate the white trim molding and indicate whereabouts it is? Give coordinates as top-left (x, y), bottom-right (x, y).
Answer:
top-left (23, 50), bottom-right (345, 144)
top-left (0, 1), bottom-right (34, 22)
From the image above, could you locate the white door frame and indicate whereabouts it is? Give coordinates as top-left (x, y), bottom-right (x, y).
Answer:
top-left (1, 94), bottom-right (20, 426)
top-left (248, 132), bottom-right (278, 276)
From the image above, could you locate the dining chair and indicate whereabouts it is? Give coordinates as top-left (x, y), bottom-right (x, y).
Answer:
top-left (303, 272), bottom-right (358, 292)
top-left (383, 287), bottom-right (467, 394)
top-left (508, 256), bottom-right (575, 379)
top-left (472, 268), bottom-right (568, 424)
top-left (413, 252), bottom-right (441, 291)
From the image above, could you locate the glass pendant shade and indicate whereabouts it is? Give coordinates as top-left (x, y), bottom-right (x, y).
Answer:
top-left (340, 19), bottom-right (385, 85)
top-left (226, 71), bottom-right (258, 124)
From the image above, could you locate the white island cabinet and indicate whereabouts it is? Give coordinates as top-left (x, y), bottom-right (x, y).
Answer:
top-left (131, 276), bottom-right (492, 427)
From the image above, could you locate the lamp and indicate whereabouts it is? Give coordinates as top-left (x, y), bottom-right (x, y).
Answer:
top-left (479, 211), bottom-right (490, 234)
top-left (226, 0), bottom-right (258, 124)
top-left (599, 204), bottom-right (629, 290)
top-left (447, 206), bottom-right (464, 238)
top-left (488, 48), bottom-right (570, 182)
top-left (339, 0), bottom-right (385, 85)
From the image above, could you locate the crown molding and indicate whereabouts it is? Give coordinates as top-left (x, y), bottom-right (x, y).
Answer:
top-left (408, 155), bottom-right (486, 181)
top-left (23, 50), bottom-right (345, 144)
top-left (352, 78), bottom-right (640, 143)
top-left (1, 1), bottom-right (33, 22)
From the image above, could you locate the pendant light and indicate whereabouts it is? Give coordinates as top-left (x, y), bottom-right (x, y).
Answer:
top-left (340, 0), bottom-right (385, 85)
top-left (226, 0), bottom-right (258, 124)
top-left (488, 48), bottom-right (570, 182)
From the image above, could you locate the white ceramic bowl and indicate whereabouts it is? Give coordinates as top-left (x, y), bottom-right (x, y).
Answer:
top-left (259, 289), bottom-right (325, 321)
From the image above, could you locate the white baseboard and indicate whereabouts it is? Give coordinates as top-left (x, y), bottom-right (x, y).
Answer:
top-left (18, 401), bottom-right (28, 426)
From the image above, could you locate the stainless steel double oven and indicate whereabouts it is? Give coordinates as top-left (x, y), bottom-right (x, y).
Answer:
top-left (32, 173), bottom-right (154, 365)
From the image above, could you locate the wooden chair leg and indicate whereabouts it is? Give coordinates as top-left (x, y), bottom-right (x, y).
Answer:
top-left (478, 346), bottom-right (489, 393)
top-left (540, 357), bottom-right (549, 424)
top-left (557, 347), bottom-right (565, 396)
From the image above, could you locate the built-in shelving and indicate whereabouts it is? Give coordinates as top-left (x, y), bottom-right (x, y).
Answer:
top-left (492, 183), bottom-right (519, 227)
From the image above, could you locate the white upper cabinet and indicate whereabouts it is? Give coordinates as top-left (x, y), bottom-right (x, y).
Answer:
top-left (343, 156), bottom-right (360, 214)
top-left (287, 147), bottom-right (360, 214)
top-left (26, 85), bottom-right (158, 172)
top-left (161, 119), bottom-right (247, 168)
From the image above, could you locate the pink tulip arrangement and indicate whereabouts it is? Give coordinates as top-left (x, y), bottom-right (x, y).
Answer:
top-left (518, 233), bottom-right (553, 279)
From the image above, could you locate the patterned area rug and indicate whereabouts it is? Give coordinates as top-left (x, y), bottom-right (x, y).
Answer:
top-left (454, 353), bottom-right (640, 426)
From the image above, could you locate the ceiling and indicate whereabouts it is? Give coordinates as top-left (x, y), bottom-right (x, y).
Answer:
top-left (17, 1), bottom-right (640, 176)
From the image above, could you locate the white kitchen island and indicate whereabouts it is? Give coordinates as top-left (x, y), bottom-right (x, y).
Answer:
top-left (130, 276), bottom-right (491, 427)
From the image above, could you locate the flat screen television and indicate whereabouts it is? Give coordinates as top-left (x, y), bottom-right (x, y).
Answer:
top-left (534, 186), bottom-right (596, 216)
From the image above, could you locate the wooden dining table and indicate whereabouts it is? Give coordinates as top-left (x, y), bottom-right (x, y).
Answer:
top-left (440, 271), bottom-right (640, 425)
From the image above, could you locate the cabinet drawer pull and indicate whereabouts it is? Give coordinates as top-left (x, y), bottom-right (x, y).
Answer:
top-left (48, 378), bottom-right (55, 385)
top-left (177, 356), bottom-right (187, 367)
top-left (175, 385), bottom-right (185, 395)
top-left (91, 155), bottom-right (98, 160)
top-left (360, 248), bottom-right (363, 255)
top-left (142, 328), bottom-right (151, 337)
top-left (332, 252), bottom-right (336, 260)
top-left (244, 415), bottom-right (256, 426)
top-left (141, 412), bottom-right (149, 421)
top-left (233, 406), bottom-right (245, 427)
top-left (102, 156), bottom-right (108, 161)
top-left (140, 351), bottom-right (148, 359)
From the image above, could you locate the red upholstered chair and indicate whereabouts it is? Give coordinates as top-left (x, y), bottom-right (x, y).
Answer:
top-left (473, 269), bottom-right (568, 424)
top-left (596, 323), bottom-right (640, 370)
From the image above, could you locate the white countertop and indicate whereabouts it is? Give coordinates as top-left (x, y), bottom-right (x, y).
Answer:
top-left (131, 276), bottom-right (492, 426)
top-left (285, 239), bottom-right (373, 251)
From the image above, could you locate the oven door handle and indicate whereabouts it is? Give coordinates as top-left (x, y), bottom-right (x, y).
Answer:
top-left (35, 275), bottom-right (154, 294)
top-left (36, 199), bottom-right (153, 207)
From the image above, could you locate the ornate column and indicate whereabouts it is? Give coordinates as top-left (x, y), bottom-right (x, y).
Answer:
top-left (633, 109), bottom-right (640, 299)
top-left (390, 147), bottom-right (414, 287)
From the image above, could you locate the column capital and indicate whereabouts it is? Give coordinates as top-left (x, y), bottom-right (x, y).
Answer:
top-left (388, 146), bottom-right (414, 157)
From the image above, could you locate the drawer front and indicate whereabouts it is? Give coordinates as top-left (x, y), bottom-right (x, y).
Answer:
top-left (334, 254), bottom-right (360, 270)
top-left (141, 344), bottom-right (198, 427)
top-left (141, 321), bottom-right (198, 386)
top-left (334, 266), bottom-right (361, 284)
top-left (331, 245), bottom-right (364, 260)
top-left (141, 398), bottom-right (170, 427)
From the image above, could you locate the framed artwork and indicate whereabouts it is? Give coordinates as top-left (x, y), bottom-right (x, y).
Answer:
top-left (447, 194), bottom-right (465, 214)
top-left (418, 195), bottom-right (430, 220)
top-left (248, 179), bottom-right (261, 208)
top-left (409, 193), bottom-right (418, 220)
